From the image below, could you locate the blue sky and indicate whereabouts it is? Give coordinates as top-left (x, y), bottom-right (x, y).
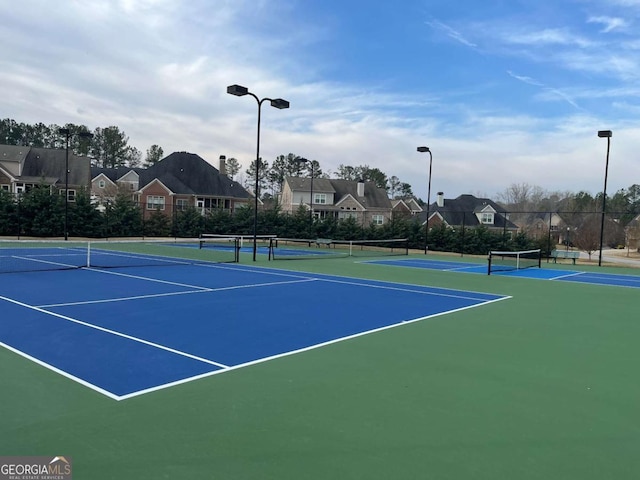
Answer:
top-left (1, 0), bottom-right (639, 200)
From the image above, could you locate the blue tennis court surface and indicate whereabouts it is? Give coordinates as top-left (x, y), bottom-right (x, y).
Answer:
top-left (365, 258), bottom-right (640, 287)
top-left (0, 263), bottom-right (508, 401)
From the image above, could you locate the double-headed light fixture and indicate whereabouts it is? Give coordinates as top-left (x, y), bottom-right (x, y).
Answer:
top-left (227, 84), bottom-right (290, 261)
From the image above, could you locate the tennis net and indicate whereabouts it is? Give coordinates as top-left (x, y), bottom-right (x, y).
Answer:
top-left (199, 233), bottom-right (277, 251)
top-left (269, 237), bottom-right (409, 260)
top-left (0, 237), bottom-right (239, 274)
top-left (487, 249), bottom-right (541, 275)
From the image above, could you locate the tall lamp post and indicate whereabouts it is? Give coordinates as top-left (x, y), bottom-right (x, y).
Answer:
top-left (227, 84), bottom-right (290, 261)
top-left (417, 146), bottom-right (433, 254)
top-left (59, 128), bottom-right (93, 241)
top-left (597, 130), bottom-right (612, 267)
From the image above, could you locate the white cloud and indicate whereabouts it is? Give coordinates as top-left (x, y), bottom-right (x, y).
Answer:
top-left (587, 15), bottom-right (629, 32)
top-left (504, 28), bottom-right (596, 48)
top-left (425, 20), bottom-right (478, 48)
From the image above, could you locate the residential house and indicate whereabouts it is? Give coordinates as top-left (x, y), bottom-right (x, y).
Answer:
top-left (91, 152), bottom-right (252, 218)
top-left (421, 193), bottom-right (519, 234)
top-left (515, 212), bottom-right (565, 242)
top-left (391, 197), bottom-right (423, 218)
top-left (91, 166), bottom-right (143, 210)
top-left (0, 144), bottom-right (91, 202)
top-left (281, 177), bottom-right (393, 225)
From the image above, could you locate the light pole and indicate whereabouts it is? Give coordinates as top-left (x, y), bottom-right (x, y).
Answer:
top-left (597, 130), bottom-right (612, 267)
top-left (566, 227), bottom-right (570, 252)
top-left (59, 128), bottom-right (93, 241)
top-left (417, 146), bottom-right (433, 254)
top-left (227, 84), bottom-right (290, 261)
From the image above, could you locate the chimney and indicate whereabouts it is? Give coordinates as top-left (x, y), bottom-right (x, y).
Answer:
top-left (357, 179), bottom-right (365, 197)
top-left (437, 192), bottom-right (444, 207)
top-left (219, 155), bottom-right (227, 175)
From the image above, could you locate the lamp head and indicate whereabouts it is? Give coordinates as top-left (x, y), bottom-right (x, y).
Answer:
top-left (58, 128), bottom-right (71, 135)
top-left (597, 130), bottom-right (612, 138)
top-left (417, 146), bottom-right (430, 153)
top-left (270, 98), bottom-right (290, 109)
top-left (227, 84), bottom-right (249, 96)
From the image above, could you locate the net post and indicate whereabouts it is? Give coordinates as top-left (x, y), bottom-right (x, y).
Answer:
top-left (487, 253), bottom-right (492, 275)
top-left (87, 241), bottom-right (91, 268)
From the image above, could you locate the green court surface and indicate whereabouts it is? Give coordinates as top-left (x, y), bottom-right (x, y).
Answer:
top-left (2, 252), bottom-right (640, 479)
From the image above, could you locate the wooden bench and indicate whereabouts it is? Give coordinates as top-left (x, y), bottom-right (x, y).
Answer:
top-left (550, 249), bottom-right (580, 264)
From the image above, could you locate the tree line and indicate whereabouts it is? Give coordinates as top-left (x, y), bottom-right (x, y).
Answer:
top-left (239, 153), bottom-right (415, 201)
top-left (0, 118), bottom-right (163, 168)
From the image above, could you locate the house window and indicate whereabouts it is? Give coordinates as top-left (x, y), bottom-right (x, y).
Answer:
top-left (15, 183), bottom-right (25, 194)
top-left (313, 193), bottom-right (327, 205)
top-left (1, 184), bottom-right (9, 192)
top-left (481, 212), bottom-right (494, 224)
top-left (176, 199), bottom-right (189, 211)
top-left (339, 212), bottom-right (357, 220)
top-left (372, 214), bottom-right (384, 225)
top-left (98, 180), bottom-right (106, 188)
top-left (147, 195), bottom-right (165, 210)
top-left (60, 189), bottom-right (76, 202)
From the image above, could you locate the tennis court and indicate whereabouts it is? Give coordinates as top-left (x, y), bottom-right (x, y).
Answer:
top-left (0, 242), bottom-right (506, 400)
top-left (3, 243), bottom-right (640, 480)
top-left (366, 256), bottom-right (640, 287)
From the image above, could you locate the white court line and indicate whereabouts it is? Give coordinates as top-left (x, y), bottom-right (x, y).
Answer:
top-left (118, 295), bottom-right (512, 401)
top-left (12, 255), bottom-right (80, 269)
top-left (549, 271), bottom-right (586, 281)
top-left (316, 277), bottom-right (498, 302)
top-left (200, 261), bottom-right (501, 298)
top-left (0, 340), bottom-right (121, 400)
top-left (0, 294), bottom-right (230, 369)
top-left (38, 289), bottom-right (213, 308)
top-left (83, 267), bottom-right (214, 290)
top-left (40, 278), bottom-right (318, 308)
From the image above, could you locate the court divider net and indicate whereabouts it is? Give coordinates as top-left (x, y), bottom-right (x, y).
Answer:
top-left (487, 248), bottom-right (541, 275)
top-left (0, 237), bottom-right (239, 274)
top-left (268, 237), bottom-right (409, 260)
top-left (199, 233), bottom-right (277, 250)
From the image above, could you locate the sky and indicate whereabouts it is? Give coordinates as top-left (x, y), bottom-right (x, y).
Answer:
top-left (1, 0), bottom-right (639, 201)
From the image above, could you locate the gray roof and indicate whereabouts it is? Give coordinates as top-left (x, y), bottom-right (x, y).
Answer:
top-left (91, 166), bottom-right (143, 183)
top-left (286, 176), bottom-right (391, 209)
top-left (330, 179), bottom-right (392, 209)
top-left (286, 176), bottom-right (336, 193)
top-left (422, 194), bottom-right (518, 229)
top-left (90, 152), bottom-right (251, 199)
top-left (22, 147), bottom-right (91, 187)
top-left (0, 145), bottom-right (90, 187)
top-left (140, 152), bottom-right (250, 198)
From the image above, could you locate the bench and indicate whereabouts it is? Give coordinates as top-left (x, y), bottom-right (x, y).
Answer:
top-left (315, 238), bottom-right (332, 248)
top-left (550, 249), bottom-right (580, 264)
